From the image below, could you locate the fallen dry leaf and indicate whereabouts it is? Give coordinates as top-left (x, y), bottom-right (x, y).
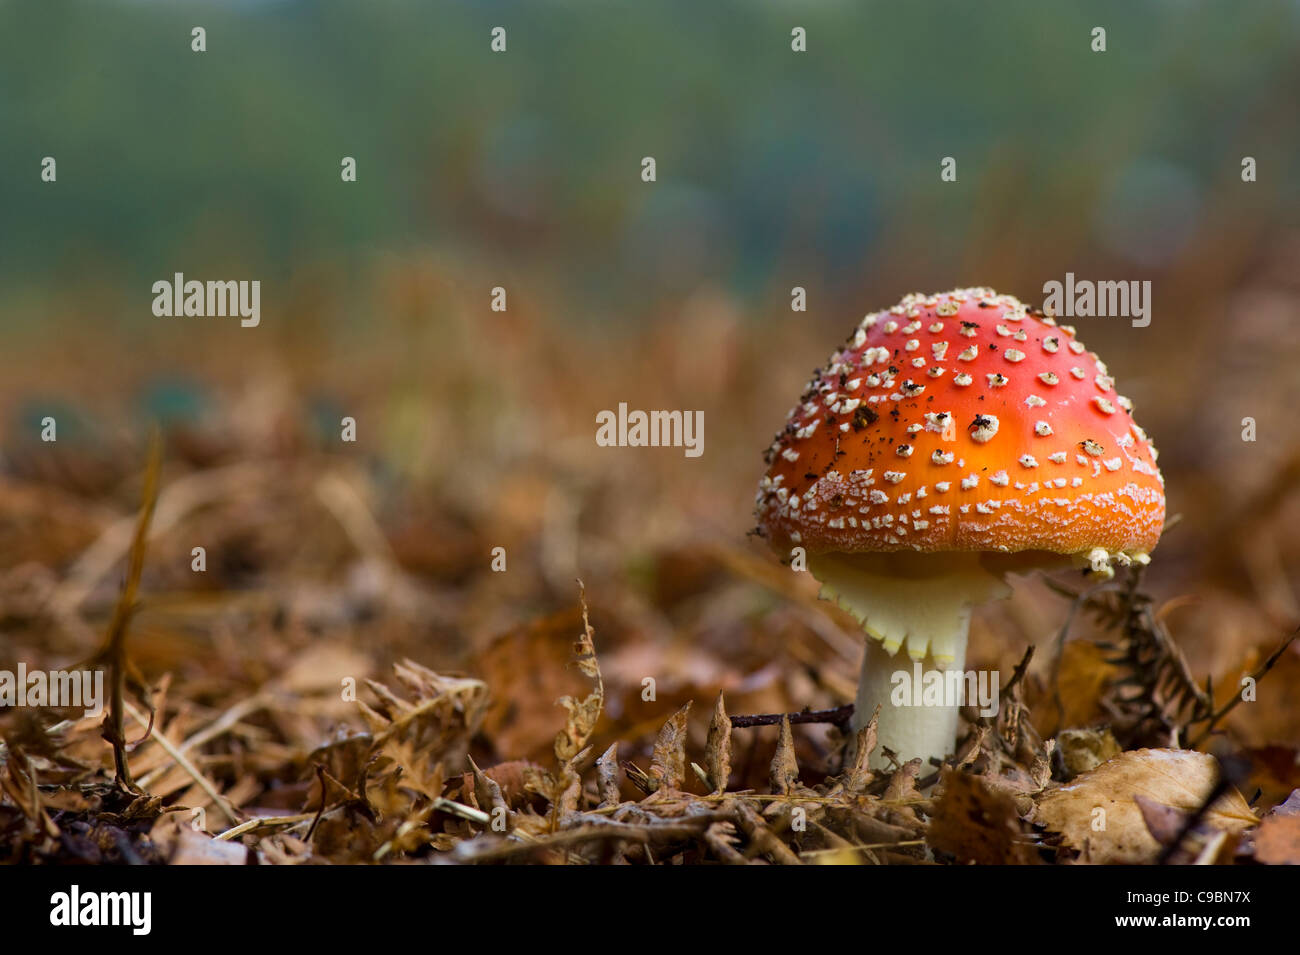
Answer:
top-left (769, 716), bottom-right (799, 795)
top-left (1251, 789), bottom-right (1300, 864)
top-left (928, 767), bottom-right (1039, 865)
top-left (703, 691), bottom-right (731, 794)
top-left (1035, 748), bottom-right (1257, 864)
top-left (158, 822), bottom-right (253, 865)
top-left (1254, 813), bottom-right (1300, 864)
top-left (1051, 640), bottom-right (1121, 731)
top-left (649, 703), bottom-right (692, 791)
top-left (470, 606), bottom-right (590, 762)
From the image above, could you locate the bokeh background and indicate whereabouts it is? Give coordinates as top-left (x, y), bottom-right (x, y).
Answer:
top-left (2, 1), bottom-right (1299, 808)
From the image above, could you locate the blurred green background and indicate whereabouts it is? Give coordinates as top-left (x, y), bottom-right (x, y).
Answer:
top-left (3, 0), bottom-right (1298, 314)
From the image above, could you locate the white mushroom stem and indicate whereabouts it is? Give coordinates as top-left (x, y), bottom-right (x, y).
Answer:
top-left (807, 551), bottom-right (1012, 770)
top-left (853, 623), bottom-right (968, 771)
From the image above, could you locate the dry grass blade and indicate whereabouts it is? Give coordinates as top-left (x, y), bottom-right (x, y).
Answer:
top-left (123, 700), bottom-right (239, 826)
top-left (0, 745), bottom-right (59, 839)
top-left (95, 429), bottom-right (162, 790)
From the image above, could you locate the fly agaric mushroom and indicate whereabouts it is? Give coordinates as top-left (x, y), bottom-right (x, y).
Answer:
top-left (754, 288), bottom-right (1164, 768)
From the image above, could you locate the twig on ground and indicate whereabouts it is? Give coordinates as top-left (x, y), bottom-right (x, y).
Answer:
top-left (730, 704), bottom-right (854, 729)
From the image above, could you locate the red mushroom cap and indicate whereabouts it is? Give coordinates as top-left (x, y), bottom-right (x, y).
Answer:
top-left (755, 288), bottom-right (1165, 560)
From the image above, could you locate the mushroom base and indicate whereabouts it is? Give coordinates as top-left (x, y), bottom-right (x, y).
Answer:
top-left (853, 636), bottom-right (966, 772)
